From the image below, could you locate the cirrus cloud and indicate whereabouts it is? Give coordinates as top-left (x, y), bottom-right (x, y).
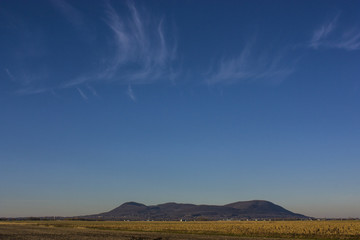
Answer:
top-left (310, 14), bottom-right (360, 51)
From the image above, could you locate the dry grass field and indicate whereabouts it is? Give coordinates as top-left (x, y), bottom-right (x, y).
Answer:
top-left (1, 220), bottom-right (360, 240)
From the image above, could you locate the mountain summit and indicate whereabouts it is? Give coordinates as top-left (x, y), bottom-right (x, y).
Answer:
top-left (82, 200), bottom-right (308, 220)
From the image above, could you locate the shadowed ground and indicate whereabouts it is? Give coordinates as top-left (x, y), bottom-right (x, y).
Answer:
top-left (0, 223), bottom-right (297, 240)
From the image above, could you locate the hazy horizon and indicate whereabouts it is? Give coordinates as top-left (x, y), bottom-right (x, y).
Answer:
top-left (1, 199), bottom-right (359, 219)
top-left (1, 0), bottom-right (359, 219)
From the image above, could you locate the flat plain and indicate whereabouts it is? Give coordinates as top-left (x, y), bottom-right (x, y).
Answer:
top-left (1, 220), bottom-right (359, 240)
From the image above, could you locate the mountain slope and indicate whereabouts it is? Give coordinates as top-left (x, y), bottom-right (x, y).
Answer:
top-left (82, 200), bottom-right (309, 220)
top-left (225, 200), bottom-right (298, 217)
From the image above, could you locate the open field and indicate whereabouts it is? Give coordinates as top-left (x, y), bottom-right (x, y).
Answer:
top-left (1, 220), bottom-right (360, 240)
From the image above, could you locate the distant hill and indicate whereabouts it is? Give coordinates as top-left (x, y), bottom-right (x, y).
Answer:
top-left (81, 200), bottom-right (309, 220)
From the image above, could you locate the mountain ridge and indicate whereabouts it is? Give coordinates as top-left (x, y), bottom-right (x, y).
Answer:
top-left (81, 200), bottom-right (309, 220)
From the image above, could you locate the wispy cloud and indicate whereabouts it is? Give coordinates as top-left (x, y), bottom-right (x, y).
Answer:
top-left (336, 29), bottom-right (360, 50)
top-left (60, 0), bottom-right (178, 98)
top-left (76, 87), bottom-right (88, 100)
top-left (310, 15), bottom-right (360, 51)
top-left (16, 87), bottom-right (51, 95)
top-left (5, 68), bottom-right (15, 82)
top-left (127, 84), bottom-right (136, 101)
top-left (13, 71), bottom-right (51, 95)
top-left (86, 84), bottom-right (98, 97)
top-left (206, 41), bottom-right (295, 85)
top-left (50, 0), bottom-right (83, 27)
top-left (12, 1), bottom-right (177, 99)
top-left (62, 75), bottom-right (90, 88)
top-left (310, 15), bottom-right (338, 49)
top-left (100, 1), bottom-right (177, 84)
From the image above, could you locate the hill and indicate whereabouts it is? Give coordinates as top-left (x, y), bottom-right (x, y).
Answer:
top-left (81, 200), bottom-right (309, 220)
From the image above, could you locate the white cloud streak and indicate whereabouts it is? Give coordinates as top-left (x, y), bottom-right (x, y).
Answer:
top-left (11, 0), bottom-right (177, 99)
top-left (310, 15), bottom-right (338, 49)
top-left (76, 87), bottom-right (88, 100)
top-left (336, 30), bottom-right (360, 50)
top-left (86, 84), bottom-right (98, 97)
top-left (127, 84), bottom-right (136, 101)
top-left (16, 87), bottom-right (51, 95)
top-left (50, 0), bottom-right (83, 27)
top-left (101, 1), bottom-right (177, 84)
top-left (61, 0), bottom-right (178, 97)
top-left (5, 68), bottom-right (15, 82)
top-left (206, 42), bottom-right (294, 85)
top-left (310, 15), bottom-right (360, 51)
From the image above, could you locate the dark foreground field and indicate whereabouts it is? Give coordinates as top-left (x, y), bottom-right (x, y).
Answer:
top-left (0, 223), bottom-right (282, 240)
top-left (1, 220), bottom-right (359, 240)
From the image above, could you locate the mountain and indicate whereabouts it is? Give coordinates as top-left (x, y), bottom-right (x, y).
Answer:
top-left (81, 200), bottom-right (309, 220)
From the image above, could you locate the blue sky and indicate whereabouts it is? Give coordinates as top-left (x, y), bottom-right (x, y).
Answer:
top-left (1, 0), bottom-right (360, 218)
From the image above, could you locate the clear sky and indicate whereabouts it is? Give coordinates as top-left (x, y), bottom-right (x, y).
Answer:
top-left (1, 0), bottom-right (359, 219)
